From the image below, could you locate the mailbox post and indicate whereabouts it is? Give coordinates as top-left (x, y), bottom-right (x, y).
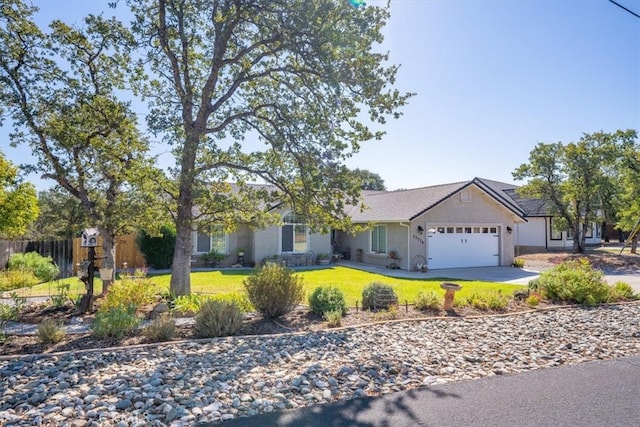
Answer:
top-left (77, 228), bottom-right (100, 313)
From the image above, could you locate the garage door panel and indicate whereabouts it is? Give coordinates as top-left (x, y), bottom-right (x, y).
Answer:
top-left (427, 228), bottom-right (499, 269)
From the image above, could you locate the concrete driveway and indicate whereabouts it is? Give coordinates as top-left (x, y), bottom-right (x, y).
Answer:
top-left (339, 261), bottom-right (640, 292)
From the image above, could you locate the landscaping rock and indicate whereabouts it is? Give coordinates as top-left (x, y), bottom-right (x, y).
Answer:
top-left (1, 303), bottom-right (640, 425)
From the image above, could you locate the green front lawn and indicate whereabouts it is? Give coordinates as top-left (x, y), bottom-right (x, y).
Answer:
top-left (17, 266), bottom-right (522, 307)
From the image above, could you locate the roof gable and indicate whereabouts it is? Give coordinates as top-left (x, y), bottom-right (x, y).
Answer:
top-left (347, 178), bottom-right (528, 222)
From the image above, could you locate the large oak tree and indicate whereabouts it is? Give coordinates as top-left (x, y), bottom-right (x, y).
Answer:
top-left (128, 0), bottom-right (412, 295)
top-left (0, 0), bottom-right (164, 303)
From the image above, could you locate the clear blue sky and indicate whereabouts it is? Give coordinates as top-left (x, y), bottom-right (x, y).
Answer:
top-left (1, 0), bottom-right (638, 191)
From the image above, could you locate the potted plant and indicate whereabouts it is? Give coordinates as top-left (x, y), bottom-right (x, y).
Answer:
top-left (202, 249), bottom-right (226, 267)
top-left (317, 253), bottom-right (331, 265)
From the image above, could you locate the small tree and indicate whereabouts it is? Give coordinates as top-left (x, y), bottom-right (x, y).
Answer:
top-left (0, 152), bottom-right (39, 238)
top-left (513, 131), bottom-right (627, 253)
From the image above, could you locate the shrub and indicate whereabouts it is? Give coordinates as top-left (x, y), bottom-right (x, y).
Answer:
top-left (36, 318), bottom-right (66, 345)
top-left (7, 252), bottom-right (60, 283)
top-left (372, 304), bottom-right (399, 321)
top-left (308, 286), bottom-right (348, 316)
top-left (526, 293), bottom-right (541, 307)
top-left (536, 258), bottom-right (610, 305)
top-left (467, 291), bottom-right (509, 311)
top-left (50, 283), bottom-right (71, 308)
top-left (174, 294), bottom-right (211, 313)
top-left (414, 290), bottom-right (441, 311)
top-left (512, 258), bottom-right (525, 268)
top-left (362, 282), bottom-right (398, 310)
top-left (136, 225), bottom-right (176, 269)
top-left (243, 263), bottom-right (305, 319)
top-left (0, 270), bottom-right (40, 292)
top-left (91, 305), bottom-right (141, 339)
top-left (194, 300), bottom-right (244, 338)
top-left (143, 313), bottom-right (176, 342)
top-left (212, 292), bottom-right (253, 313)
top-left (0, 293), bottom-right (26, 328)
top-left (100, 276), bottom-right (158, 312)
top-left (324, 310), bottom-right (343, 328)
top-left (608, 281), bottom-right (638, 302)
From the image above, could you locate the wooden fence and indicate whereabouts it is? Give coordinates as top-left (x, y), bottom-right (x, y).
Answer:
top-left (1, 239), bottom-right (74, 278)
top-left (72, 233), bottom-right (146, 274)
top-left (2, 233), bottom-right (146, 278)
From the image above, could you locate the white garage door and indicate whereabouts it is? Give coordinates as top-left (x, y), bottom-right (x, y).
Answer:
top-left (427, 226), bottom-right (500, 269)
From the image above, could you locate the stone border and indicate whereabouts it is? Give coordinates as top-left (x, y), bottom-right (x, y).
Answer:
top-left (2, 300), bottom-right (638, 362)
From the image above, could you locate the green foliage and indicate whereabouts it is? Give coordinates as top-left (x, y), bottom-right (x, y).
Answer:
top-left (125, 0), bottom-right (412, 296)
top-left (36, 318), bottom-right (66, 345)
top-left (7, 252), bottom-right (60, 282)
top-left (0, 270), bottom-right (40, 291)
top-left (143, 313), bottom-right (176, 342)
top-left (308, 285), bottom-right (348, 316)
top-left (526, 293), bottom-right (541, 307)
top-left (470, 291), bottom-right (510, 310)
top-left (324, 310), bottom-right (343, 328)
top-left (0, 293), bottom-right (24, 327)
top-left (514, 130), bottom-right (636, 254)
top-left (0, 153), bottom-right (39, 238)
top-left (202, 249), bottom-right (226, 265)
top-left (362, 282), bottom-right (398, 310)
top-left (212, 292), bottom-right (253, 313)
top-left (91, 304), bottom-right (141, 339)
top-left (173, 294), bottom-right (209, 313)
top-left (30, 186), bottom-right (87, 240)
top-left (512, 258), bottom-right (525, 268)
top-left (608, 281), bottom-right (638, 302)
top-left (244, 263), bottom-right (305, 319)
top-left (535, 259), bottom-right (610, 305)
top-left (172, 292), bottom-right (253, 314)
top-left (0, 294), bottom-right (25, 343)
top-left (351, 168), bottom-right (386, 191)
top-left (414, 290), bottom-right (441, 311)
top-left (0, 4), bottom-right (167, 300)
top-left (194, 300), bottom-right (244, 338)
top-left (372, 304), bottom-right (399, 321)
top-left (136, 225), bottom-right (176, 269)
top-left (50, 282), bottom-right (71, 308)
top-left (100, 276), bottom-right (158, 312)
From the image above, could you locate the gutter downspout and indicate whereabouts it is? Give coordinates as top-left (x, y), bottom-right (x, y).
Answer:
top-left (400, 222), bottom-right (411, 271)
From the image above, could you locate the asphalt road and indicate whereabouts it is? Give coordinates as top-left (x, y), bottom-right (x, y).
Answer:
top-left (212, 355), bottom-right (640, 427)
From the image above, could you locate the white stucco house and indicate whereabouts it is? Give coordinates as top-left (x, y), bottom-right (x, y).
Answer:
top-left (191, 177), bottom-right (602, 270)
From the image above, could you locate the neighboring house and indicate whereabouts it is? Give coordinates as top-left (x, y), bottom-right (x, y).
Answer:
top-left (192, 177), bottom-right (602, 271)
top-left (504, 187), bottom-right (603, 252)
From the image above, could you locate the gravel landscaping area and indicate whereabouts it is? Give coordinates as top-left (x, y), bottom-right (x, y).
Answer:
top-left (2, 302), bottom-right (640, 426)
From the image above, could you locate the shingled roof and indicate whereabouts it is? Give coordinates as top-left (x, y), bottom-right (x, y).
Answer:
top-left (346, 177), bottom-right (547, 222)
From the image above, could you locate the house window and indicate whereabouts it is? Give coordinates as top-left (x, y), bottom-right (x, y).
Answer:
top-left (550, 218), bottom-right (563, 240)
top-left (584, 224), bottom-right (593, 238)
top-left (282, 212), bottom-right (308, 252)
top-left (370, 225), bottom-right (387, 254)
top-left (195, 225), bottom-right (226, 253)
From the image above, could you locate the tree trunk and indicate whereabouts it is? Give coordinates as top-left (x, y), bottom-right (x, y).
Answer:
top-left (170, 204), bottom-right (193, 296)
top-left (579, 222), bottom-right (588, 254)
top-left (170, 157), bottom-right (196, 296)
top-left (99, 228), bottom-right (116, 295)
top-left (632, 234), bottom-right (638, 255)
top-left (169, 130), bottom-right (199, 296)
top-left (572, 225), bottom-right (583, 253)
